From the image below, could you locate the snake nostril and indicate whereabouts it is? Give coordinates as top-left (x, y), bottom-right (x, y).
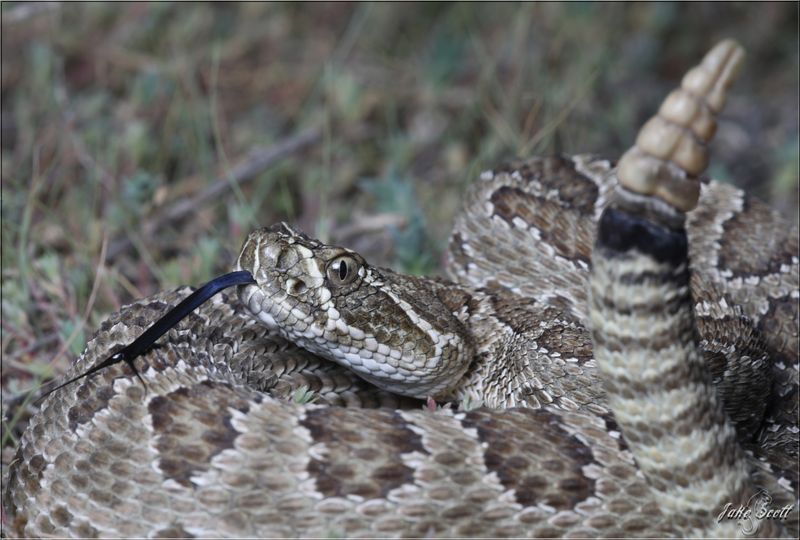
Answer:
top-left (287, 278), bottom-right (308, 296)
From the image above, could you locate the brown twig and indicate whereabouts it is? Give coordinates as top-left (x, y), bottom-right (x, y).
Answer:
top-left (106, 127), bottom-right (323, 261)
top-left (334, 212), bottom-right (408, 244)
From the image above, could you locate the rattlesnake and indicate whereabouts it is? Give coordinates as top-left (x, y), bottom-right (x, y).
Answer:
top-left (4, 40), bottom-right (798, 538)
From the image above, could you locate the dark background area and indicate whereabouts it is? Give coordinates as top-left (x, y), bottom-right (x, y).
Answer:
top-left (2, 3), bottom-right (798, 459)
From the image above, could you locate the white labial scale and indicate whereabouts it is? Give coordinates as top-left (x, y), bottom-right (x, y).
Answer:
top-left (292, 320), bottom-right (309, 334)
top-left (396, 366), bottom-right (413, 377)
top-left (348, 326), bottom-right (366, 340)
top-left (323, 309), bottom-right (340, 335)
top-left (378, 361), bottom-right (397, 375)
top-left (274, 305), bottom-right (291, 324)
top-left (302, 324), bottom-right (322, 341)
top-left (290, 307), bottom-right (309, 322)
top-left (364, 337), bottom-right (378, 352)
top-left (335, 318), bottom-right (349, 335)
top-left (340, 350), bottom-right (364, 368)
top-left (271, 289), bottom-right (290, 307)
top-left (358, 355), bottom-right (383, 375)
top-left (424, 352), bottom-right (445, 370)
top-left (305, 322), bottom-right (324, 338)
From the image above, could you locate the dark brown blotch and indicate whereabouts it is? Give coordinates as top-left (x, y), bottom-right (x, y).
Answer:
top-left (67, 382), bottom-right (117, 432)
top-left (488, 163), bottom-right (597, 264)
top-left (51, 505), bottom-right (72, 527)
top-left (301, 408), bottom-right (427, 499)
top-left (148, 381), bottom-right (250, 487)
top-left (462, 408), bottom-right (596, 509)
top-left (717, 196), bottom-right (798, 279)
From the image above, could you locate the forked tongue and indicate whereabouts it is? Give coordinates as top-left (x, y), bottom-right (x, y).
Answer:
top-left (37, 270), bottom-right (256, 402)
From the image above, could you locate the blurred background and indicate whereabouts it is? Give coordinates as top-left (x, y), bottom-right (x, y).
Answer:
top-left (1, 3), bottom-right (798, 454)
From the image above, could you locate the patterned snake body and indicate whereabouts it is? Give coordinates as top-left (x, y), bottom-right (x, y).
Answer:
top-left (4, 41), bottom-right (798, 538)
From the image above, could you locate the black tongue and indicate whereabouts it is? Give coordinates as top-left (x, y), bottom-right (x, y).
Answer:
top-left (38, 270), bottom-right (256, 402)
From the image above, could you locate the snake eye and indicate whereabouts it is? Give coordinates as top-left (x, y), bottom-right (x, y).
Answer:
top-left (327, 255), bottom-right (360, 286)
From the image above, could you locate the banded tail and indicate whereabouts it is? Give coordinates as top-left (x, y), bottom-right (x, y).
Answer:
top-left (590, 40), bottom-right (788, 538)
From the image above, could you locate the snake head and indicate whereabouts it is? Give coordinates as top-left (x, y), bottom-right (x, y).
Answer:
top-left (234, 223), bottom-right (367, 341)
top-left (235, 222), bottom-right (366, 305)
top-left (233, 222), bottom-right (473, 399)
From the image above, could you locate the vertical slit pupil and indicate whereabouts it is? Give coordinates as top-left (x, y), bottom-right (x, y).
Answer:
top-left (339, 260), bottom-right (348, 281)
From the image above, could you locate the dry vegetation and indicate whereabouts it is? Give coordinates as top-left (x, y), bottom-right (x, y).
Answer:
top-left (1, 3), bottom-right (797, 465)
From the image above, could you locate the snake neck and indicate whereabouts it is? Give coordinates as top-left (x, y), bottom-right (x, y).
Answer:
top-left (234, 223), bottom-right (603, 410)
